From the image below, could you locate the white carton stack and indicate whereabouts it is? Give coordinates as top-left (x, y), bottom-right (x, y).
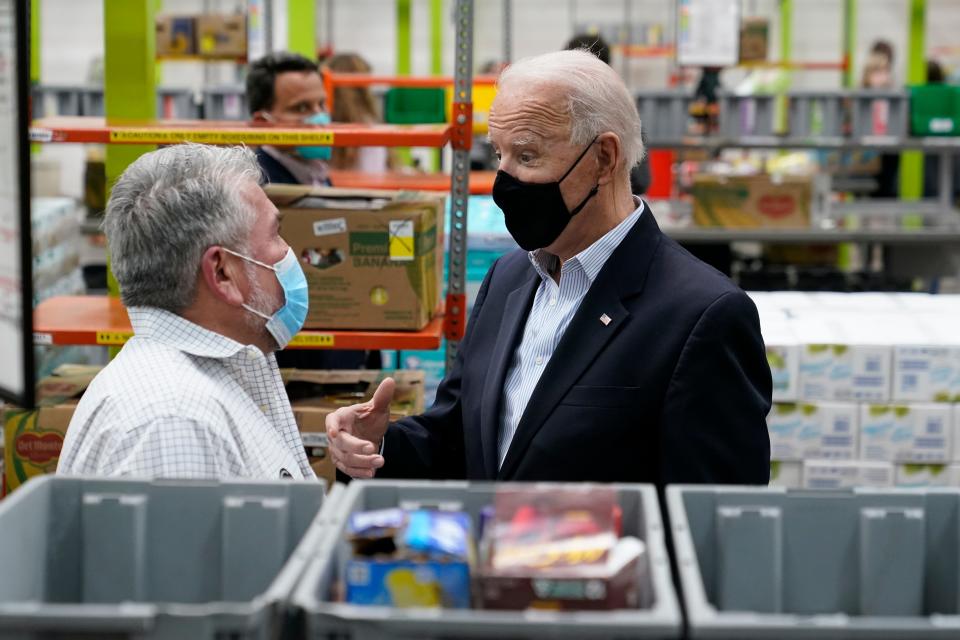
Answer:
top-left (802, 459), bottom-right (895, 489)
top-left (761, 321), bottom-right (800, 403)
top-left (31, 197), bottom-right (84, 304)
top-left (766, 402), bottom-right (858, 461)
top-left (859, 403), bottom-right (952, 463)
top-left (752, 291), bottom-right (960, 489)
top-left (769, 460), bottom-right (803, 489)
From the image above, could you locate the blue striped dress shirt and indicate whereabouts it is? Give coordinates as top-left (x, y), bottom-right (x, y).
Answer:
top-left (498, 198), bottom-right (646, 467)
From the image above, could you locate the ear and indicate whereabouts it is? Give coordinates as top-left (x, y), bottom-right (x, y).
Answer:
top-left (595, 132), bottom-right (622, 186)
top-left (252, 111), bottom-right (271, 123)
top-left (199, 246), bottom-right (246, 307)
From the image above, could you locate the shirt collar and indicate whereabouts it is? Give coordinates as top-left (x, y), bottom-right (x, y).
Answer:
top-left (528, 197), bottom-right (645, 284)
top-left (128, 307), bottom-right (252, 360)
top-left (261, 145), bottom-right (330, 186)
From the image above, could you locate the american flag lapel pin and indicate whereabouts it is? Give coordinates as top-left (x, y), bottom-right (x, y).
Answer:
top-left (600, 313), bottom-right (612, 326)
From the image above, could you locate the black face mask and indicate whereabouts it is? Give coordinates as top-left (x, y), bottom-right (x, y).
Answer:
top-left (492, 136), bottom-right (600, 251)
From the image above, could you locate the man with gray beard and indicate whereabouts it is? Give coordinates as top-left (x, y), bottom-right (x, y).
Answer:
top-left (58, 144), bottom-right (315, 480)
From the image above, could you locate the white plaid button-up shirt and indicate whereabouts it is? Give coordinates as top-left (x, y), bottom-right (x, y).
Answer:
top-left (58, 307), bottom-right (315, 480)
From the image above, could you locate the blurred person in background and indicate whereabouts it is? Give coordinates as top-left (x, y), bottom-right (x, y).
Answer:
top-left (863, 39), bottom-right (899, 198)
top-left (325, 52), bottom-right (395, 173)
top-left (247, 51), bottom-right (379, 370)
top-left (247, 52), bottom-right (333, 187)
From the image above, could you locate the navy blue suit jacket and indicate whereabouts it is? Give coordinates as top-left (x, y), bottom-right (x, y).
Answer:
top-left (380, 206), bottom-right (772, 484)
top-left (256, 147), bottom-right (299, 186)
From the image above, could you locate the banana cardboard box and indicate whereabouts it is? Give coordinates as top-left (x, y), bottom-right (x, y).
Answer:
top-left (691, 174), bottom-right (825, 229)
top-left (3, 365), bottom-right (101, 494)
top-left (266, 186), bottom-right (445, 331)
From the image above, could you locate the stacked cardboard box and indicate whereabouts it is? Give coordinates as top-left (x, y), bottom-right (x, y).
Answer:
top-left (3, 365), bottom-right (101, 494)
top-left (156, 14), bottom-right (247, 58)
top-left (753, 292), bottom-right (960, 489)
top-left (268, 186), bottom-right (445, 332)
top-left (284, 369), bottom-right (426, 487)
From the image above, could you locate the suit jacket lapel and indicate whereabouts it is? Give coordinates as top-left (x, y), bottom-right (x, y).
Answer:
top-left (497, 206), bottom-right (664, 480)
top-left (479, 272), bottom-right (539, 479)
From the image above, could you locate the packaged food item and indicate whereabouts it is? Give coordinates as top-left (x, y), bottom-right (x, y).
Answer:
top-left (344, 508), bottom-right (473, 609)
top-left (477, 486), bottom-right (647, 611)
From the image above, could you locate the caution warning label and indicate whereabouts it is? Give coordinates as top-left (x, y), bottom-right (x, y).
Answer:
top-left (287, 333), bottom-right (336, 348)
top-left (108, 129), bottom-right (335, 146)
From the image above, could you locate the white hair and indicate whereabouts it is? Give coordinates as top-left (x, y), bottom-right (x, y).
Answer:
top-left (104, 144), bottom-right (262, 312)
top-left (497, 49), bottom-right (644, 170)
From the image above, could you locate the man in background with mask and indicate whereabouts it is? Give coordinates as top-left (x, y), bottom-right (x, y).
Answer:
top-left (326, 50), bottom-right (771, 485)
top-left (247, 51), bottom-right (378, 369)
top-left (58, 144), bottom-right (315, 480)
top-left (247, 52), bottom-right (333, 186)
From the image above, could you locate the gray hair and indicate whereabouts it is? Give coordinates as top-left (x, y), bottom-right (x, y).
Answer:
top-left (104, 144), bottom-right (262, 312)
top-left (497, 49), bottom-right (644, 170)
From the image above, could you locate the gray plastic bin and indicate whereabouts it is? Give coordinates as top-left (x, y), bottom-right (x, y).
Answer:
top-left (31, 85), bottom-right (84, 118)
top-left (0, 475), bottom-right (337, 640)
top-left (291, 480), bottom-right (681, 639)
top-left (718, 93), bottom-right (778, 138)
top-left (635, 91), bottom-right (690, 143)
top-left (203, 86), bottom-right (249, 120)
top-left (787, 91), bottom-right (845, 138)
top-left (849, 89), bottom-right (909, 138)
top-left (79, 88), bottom-right (105, 117)
top-left (157, 89), bottom-right (200, 119)
top-left (667, 485), bottom-right (960, 638)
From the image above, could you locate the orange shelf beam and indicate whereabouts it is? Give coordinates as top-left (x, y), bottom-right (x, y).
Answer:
top-left (33, 296), bottom-right (443, 351)
top-left (615, 44), bottom-right (676, 58)
top-left (324, 72), bottom-right (499, 88)
top-left (329, 169), bottom-right (494, 195)
top-left (29, 117), bottom-right (453, 148)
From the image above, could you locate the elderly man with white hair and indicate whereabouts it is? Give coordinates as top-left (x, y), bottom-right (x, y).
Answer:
top-left (327, 50), bottom-right (772, 484)
top-left (58, 144), bottom-right (315, 480)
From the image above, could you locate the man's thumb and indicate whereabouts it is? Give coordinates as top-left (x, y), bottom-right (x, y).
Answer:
top-left (371, 377), bottom-right (396, 413)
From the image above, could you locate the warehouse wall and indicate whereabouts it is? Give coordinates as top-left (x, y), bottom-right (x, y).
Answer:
top-left (40, 1), bottom-right (960, 88)
top-left (34, 0), bottom-right (960, 198)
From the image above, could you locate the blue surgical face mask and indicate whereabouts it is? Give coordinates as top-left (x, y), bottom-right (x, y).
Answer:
top-left (297, 111), bottom-right (332, 161)
top-left (225, 247), bottom-right (309, 350)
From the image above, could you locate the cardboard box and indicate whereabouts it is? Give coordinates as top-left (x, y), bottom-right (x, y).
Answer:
top-left (893, 344), bottom-right (960, 403)
top-left (768, 460), bottom-right (802, 489)
top-left (691, 174), bottom-right (813, 229)
top-left (767, 402), bottom-right (858, 461)
top-left (739, 18), bottom-right (769, 63)
top-left (478, 537), bottom-right (645, 611)
top-left (794, 315), bottom-right (892, 403)
top-left (802, 460), bottom-right (894, 489)
top-left (345, 558), bottom-right (471, 608)
top-left (860, 404), bottom-right (952, 464)
top-left (268, 186), bottom-right (445, 330)
top-left (196, 14), bottom-right (247, 58)
top-left (284, 369), bottom-right (426, 428)
top-left (763, 322), bottom-right (800, 402)
top-left (894, 463), bottom-right (960, 488)
top-left (307, 445), bottom-right (336, 490)
top-left (3, 365), bottom-right (101, 494)
top-left (156, 15), bottom-right (196, 56)
top-left (286, 369), bottom-right (425, 488)
top-left (955, 404), bottom-right (960, 463)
